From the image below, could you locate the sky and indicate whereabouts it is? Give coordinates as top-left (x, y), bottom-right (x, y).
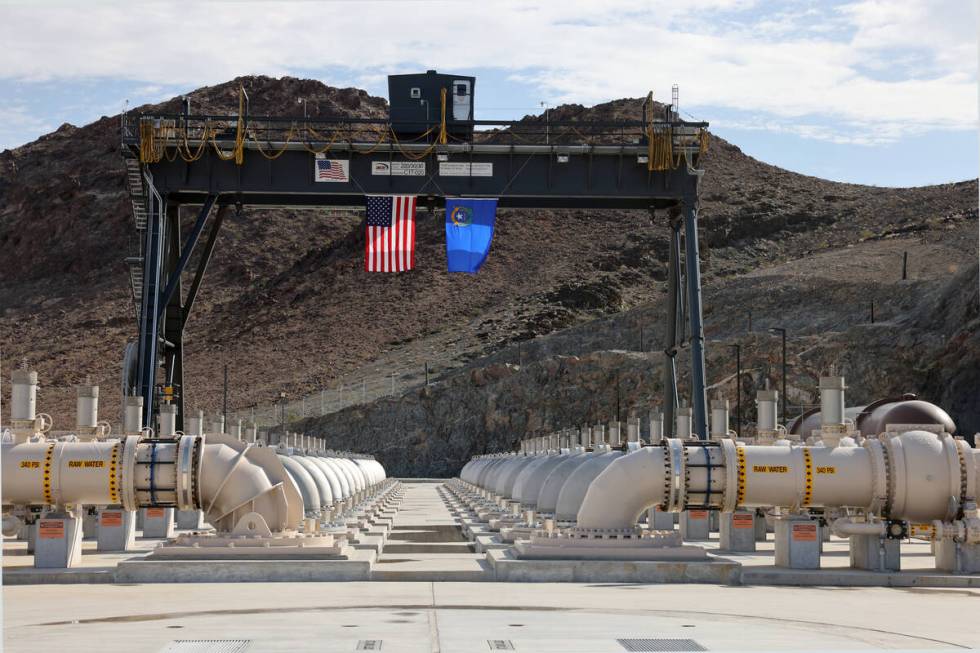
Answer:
top-left (0, 0), bottom-right (977, 187)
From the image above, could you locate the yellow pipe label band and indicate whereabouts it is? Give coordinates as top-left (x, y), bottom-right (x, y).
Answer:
top-left (42, 443), bottom-right (55, 505)
top-left (736, 446), bottom-right (747, 506)
top-left (108, 443), bottom-right (120, 504)
top-left (802, 447), bottom-right (814, 506)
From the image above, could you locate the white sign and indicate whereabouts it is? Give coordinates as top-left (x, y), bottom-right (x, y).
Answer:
top-left (314, 155), bottom-right (350, 183)
top-left (439, 162), bottom-right (493, 177)
top-left (371, 161), bottom-right (426, 176)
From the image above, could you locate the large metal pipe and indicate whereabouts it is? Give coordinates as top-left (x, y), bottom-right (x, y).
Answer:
top-left (575, 430), bottom-right (976, 530)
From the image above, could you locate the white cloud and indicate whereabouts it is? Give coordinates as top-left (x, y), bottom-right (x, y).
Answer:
top-left (0, 0), bottom-right (975, 145)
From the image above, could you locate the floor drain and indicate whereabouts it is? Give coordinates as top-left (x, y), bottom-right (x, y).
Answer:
top-left (488, 640), bottom-right (515, 650)
top-left (160, 641), bottom-right (250, 653)
top-left (617, 639), bottom-right (706, 652)
top-left (356, 641), bottom-right (383, 651)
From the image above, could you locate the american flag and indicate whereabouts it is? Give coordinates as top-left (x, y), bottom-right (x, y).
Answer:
top-left (365, 195), bottom-right (416, 272)
top-left (316, 158), bottom-right (348, 181)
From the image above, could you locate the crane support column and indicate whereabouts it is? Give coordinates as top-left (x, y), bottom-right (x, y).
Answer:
top-left (682, 198), bottom-right (708, 438)
top-left (661, 208), bottom-right (683, 436)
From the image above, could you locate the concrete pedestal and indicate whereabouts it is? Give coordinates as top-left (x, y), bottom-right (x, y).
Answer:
top-left (647, 507), bottom-right (675, 531)
top-left (96, 508), bottom-right (137, 552)
top-left (23, 520), bottom-right (37, 553)
top-left (34, 512), bottom-right (83, 569)
top-left (82, 508), bottom-right (99, 540)
top-left (774, 517), bottom-right (821, 569)
top-left (755, 510), bottom-right (768, 542)
top-left (141, 507), bottom-right (175, 538)
top-left (175, 509), bottom-right (206, 530)
top-left (719, 511), bottom-right (757, 552)
top-left (849, 534), bottom-right (900, 571)
top-left (680, 510), bottom-right (710, 541)
top-left (935, 540), bottom-right (980, 573)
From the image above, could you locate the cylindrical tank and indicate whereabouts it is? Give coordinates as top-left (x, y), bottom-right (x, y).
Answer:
top-left (676, 404), bottom-right (693, 438)
top-left (649, 411), bottom-right (664, 443)
top-left (158, 403), bottom-right (177, 437)
top-left (757, 389), bottom-right (779, 431)
top-left (11, 369), bottom-right (38, 421)
top-left (710, 398), bottom-right (729, 439)
top-left (124, 396), bottom-right (143, 434)
top-left (820, 376), bottom-right (846, 427)
top-left (76, 384), bottom-right (99, 429)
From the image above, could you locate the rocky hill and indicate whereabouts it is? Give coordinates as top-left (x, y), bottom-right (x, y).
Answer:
top-left (0, 76), bottom-right (976, 466)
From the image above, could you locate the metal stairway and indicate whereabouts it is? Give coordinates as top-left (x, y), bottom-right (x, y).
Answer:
top-left (121, 128), bottom-right (147, 321)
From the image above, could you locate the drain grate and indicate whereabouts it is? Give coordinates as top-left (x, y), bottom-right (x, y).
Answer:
top-left (356, 641), bottom-right (383, 651)
top-left (160, 641), bottom-right (250, 653)
top-left (488, 640), bottom-right (515, 650)
top-left (617, 639), bottom-right (706, 652)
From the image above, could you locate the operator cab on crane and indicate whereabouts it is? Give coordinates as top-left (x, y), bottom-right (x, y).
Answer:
top-left (388, 70), bottom-right (475, 141)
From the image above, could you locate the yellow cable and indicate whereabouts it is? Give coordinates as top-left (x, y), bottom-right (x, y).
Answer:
top-left (249, 123), bottom-right (296, 160)
top-left (438, 87), bottom-right (448, 145)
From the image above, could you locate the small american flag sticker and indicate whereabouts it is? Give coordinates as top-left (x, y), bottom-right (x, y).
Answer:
top-left (314, 155), bottom-right (350, 183)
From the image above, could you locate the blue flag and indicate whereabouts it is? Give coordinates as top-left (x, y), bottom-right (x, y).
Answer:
top-left (445, 198), bottom-right (497, 274)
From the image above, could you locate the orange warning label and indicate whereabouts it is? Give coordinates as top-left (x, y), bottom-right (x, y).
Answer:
top-left (732, 513), bottom-right (754, 529)
top-left (688, 510), bottom-right (708, 519)
top-left (792, 523), bottom-right (818, 541)
top-left (145, 508), bottom-right (166, 518)
top-left (100, 511), bottom-right (123, 527)
top-left (39, 520), bottom-right (65, 539)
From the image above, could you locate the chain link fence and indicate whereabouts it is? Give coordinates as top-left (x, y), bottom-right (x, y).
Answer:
top-left (225, 367), bottom-right (435, 430)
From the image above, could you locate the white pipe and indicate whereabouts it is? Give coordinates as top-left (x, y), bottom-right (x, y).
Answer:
top-left (832, 518), bottom-right (885, 537)
top-left (574, 430), bottom-right (976, 530)
top-left (576, 446), bottom-right (666, 529)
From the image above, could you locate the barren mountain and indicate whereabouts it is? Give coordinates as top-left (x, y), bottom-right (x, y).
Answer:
top-left (0, 76), bottom-right (976, 459)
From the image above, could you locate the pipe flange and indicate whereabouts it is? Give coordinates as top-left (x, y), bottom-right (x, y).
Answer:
top-left (175, 435), bottom-right (202, 510)
top-left (957, 438), bottom-right (976, 503)
top-left (719, 439), bottom-right (739, 513)
top-left (664, 438), bottom-right (686, 512)
top-left (119, 436), bottom-right (141, 511)
top-left (941, 433), bottom-right (965, 521)
top-left (863, 438), bottom-right (890, 517)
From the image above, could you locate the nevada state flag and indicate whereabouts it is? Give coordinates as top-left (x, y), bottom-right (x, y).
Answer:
top-left (444, 198), bottom-right (498, 274)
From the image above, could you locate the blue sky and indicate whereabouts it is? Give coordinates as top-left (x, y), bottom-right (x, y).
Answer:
top-left (1, 0), bottom-right (977, 187)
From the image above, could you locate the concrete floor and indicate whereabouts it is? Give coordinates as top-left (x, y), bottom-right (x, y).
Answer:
top-left (5, 482), bottom-right (980, 651)
top-left (5, 581), bottom-right (979, 651)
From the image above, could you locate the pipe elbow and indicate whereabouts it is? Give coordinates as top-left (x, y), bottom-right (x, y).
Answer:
top-left (576, 447), bottom-right (667, 530)
top-left (198, 439), bottom-right (302, 533)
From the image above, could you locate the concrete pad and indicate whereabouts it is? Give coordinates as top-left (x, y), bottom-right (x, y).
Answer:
top-left (115, 550), bottom-right (376, 583)
top-left (487, 548), bottom-right (742, 584)
top-left (373, 554), bottom-right (492, 581)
